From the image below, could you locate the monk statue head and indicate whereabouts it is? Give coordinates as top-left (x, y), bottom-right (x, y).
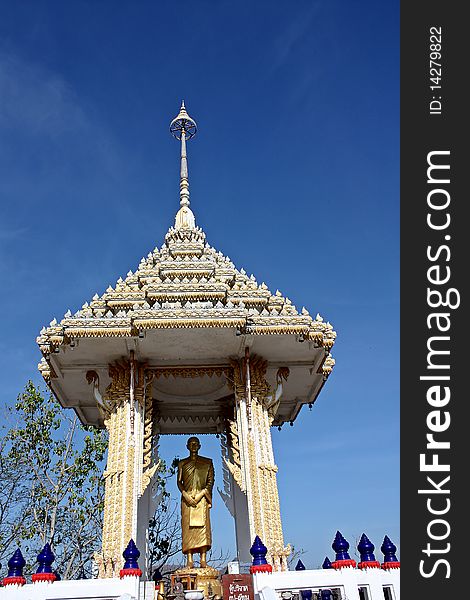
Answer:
top-left (186, 436), bottom-right (201, 454)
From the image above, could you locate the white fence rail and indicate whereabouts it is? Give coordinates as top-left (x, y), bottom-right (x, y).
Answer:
top-left (253, 568), bottom-right (400, 600)
top-left (0, 578), bottom-right (154, 600)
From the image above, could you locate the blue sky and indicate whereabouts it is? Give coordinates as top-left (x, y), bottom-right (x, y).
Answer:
top-left (0, 0), bottom-right (399, 568)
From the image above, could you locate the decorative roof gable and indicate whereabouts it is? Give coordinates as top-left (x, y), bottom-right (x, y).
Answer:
top-left (37, 225), bottom-right (336, 355)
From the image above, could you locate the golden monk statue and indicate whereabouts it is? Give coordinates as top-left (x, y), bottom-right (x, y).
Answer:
top-left (177, 437), bottom-right (215, 568)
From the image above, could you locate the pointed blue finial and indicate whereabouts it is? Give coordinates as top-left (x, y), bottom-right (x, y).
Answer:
top-left (357, 534), bottom-right (380, 569)
top-left (3, 548), bottom-right (27, 586)
top-left (249, 536), bottom-right (272, 573)
top-left (36, 543), bottom-right (55, 573)
top-left (331, 531), bottom-right (356, 569)
top-left (358, 534), bottom-right (376, 562)
top-left (322, 557), bottom-right (332, 569)
top-left (119, 539), bottom-right (142, 578)
top-left (295, 559), bottom-right (306, 571)
top-left (381, 535), bottom-right (399, 568)
top-left (250, 535), bottom-right (268, 566)
top-left (332, 531), bottom-right (351, 561)
top-left (7, 548), bottom-right (26, 578)
top-left (123, 539), bottom-right (141, 570)
top-left (32, 543), bottom-right (57, 582)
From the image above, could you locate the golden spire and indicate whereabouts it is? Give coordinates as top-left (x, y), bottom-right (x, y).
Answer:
top-left (170, 101), bottom-right (197, 230)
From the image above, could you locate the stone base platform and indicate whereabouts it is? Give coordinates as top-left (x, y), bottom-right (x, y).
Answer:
top-left (172, 566), bottom-right (222, 599)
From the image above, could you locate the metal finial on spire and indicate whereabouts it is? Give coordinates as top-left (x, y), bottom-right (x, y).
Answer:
top-left (170, 101), bottom-right (197, 140)
top-left (170, 101), bottom-right (197, 230)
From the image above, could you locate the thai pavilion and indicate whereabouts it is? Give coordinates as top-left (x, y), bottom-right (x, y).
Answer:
top-left (35, 102), bottom-right (337, 578)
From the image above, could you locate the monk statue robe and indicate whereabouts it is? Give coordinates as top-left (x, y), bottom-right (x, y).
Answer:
top-left (177, 437), bottom-right (215, 568)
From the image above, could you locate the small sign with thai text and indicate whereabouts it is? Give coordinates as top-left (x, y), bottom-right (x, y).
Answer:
top-left (222, 574), bottom-right (254, 600)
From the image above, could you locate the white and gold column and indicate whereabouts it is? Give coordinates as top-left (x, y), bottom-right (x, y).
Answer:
top-left (225, 354), bottom-right (290, 570)
top-left (94, 359), bottom-right (156, 577)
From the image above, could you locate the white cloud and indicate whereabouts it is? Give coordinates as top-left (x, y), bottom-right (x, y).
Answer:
top-left (270, 2), bottom-right (321, 73)
top-left (0, 51), bottom-right (88, 136)
top-left (0, 226), bottom-right (28, 242)
top-left (0, 50), bottom-right (128, 190)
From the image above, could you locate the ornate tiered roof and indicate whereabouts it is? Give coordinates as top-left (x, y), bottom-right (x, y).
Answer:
top-left (36, 102), bottom-right (336, 427)
top-left (37, 224), bottom-right (336, 364)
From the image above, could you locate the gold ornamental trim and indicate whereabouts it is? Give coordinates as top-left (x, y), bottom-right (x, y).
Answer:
top-left (106, 299), bottom-right (147, 308)
top-left (65, 327), bottom-right (133, 338)
top-left (147, 290), bottom-right (226, 301)
top-left (151, 365), bottom-right (233, 379)
top-left (135, 318), bottom-right (246, 329)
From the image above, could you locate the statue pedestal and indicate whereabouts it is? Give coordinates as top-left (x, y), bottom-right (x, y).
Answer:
top-left (172, 566), bottom-right (222, 599)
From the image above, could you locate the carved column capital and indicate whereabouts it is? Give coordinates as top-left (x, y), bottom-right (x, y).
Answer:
top-left (229, 354), bottom-right (272, 401)
top-left (249, 354), bottom-right (271, 401)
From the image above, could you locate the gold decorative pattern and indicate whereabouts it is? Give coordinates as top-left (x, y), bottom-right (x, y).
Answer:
top-left (223, 456), bottom-right (243, 491)
top-left (248, 354), bottom-right (272, 400)
top-left (321, 355), bottom-right (336, 379)
top-left (228, 358), bottom-right (245, 398)
top-left (97, 359), bottom-right (156, 577)
top-left (142, 370), bottom-right (157, 494)
top-left (152, 366), bottom-right (233, 379)
top-left (227, 418), bottom-right (242, 475)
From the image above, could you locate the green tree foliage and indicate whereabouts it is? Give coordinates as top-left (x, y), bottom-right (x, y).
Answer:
top-left (1, 381), bottom-right (107, 578)
top-left (0, 435), bottom-right (30, 556)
